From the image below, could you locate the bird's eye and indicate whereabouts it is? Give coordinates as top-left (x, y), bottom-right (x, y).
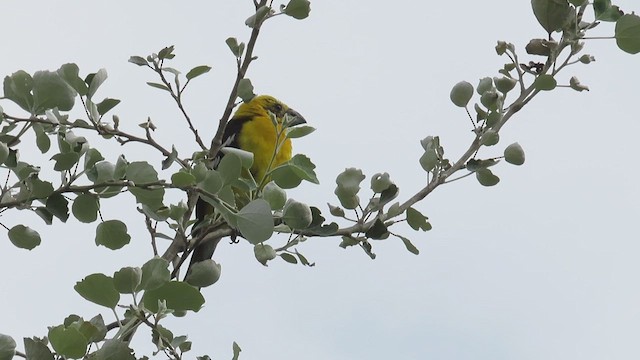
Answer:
top-left (273, 103), bottom-right (283, 113)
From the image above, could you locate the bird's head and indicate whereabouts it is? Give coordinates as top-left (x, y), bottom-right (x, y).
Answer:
top-left (238, 95), bottom-right (307, 127)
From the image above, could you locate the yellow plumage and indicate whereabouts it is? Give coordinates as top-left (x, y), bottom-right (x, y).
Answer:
top-left (187, 95), bottom-right (306, 274)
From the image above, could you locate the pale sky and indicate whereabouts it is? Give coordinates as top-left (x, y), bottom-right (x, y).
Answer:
top-left (2, 1), bottom-right (639, 359)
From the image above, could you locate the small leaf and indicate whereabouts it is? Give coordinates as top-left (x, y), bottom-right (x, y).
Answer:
top-left (285, 125), bottom-right (315, 139)
top-left (48, 326), bottom-right (88, 359)
top-left (531, 0), bottom-right (572, 33)
top-left (74, 273), bottom-right (120, 308)
top-left (93, 339), bottom-right (135, 360)
top-left (95, 220), bottom-right (131, 250)
top-left (147, 82), bottom-right (170, 91)
top-left (476, 168), bottom-right (500, 186)
top-left (23, 337), bottom-right (54, 360)
top-left (504, 142), bottom-right (526, 165)
top-left (143, 281), bottom-right (204, 313)
top-left (262, 181), bottom-right (287, 210)
top-left (96, 98), bottom-right (121, 115)
top-left (237, 199), bottom-right (274, 244)
top-left (46, 193), bottom-right (70, 222)
top-left (128, 56), bottom-right (149, 66)
top-left (87, 68), bottom-right (107, 100)
top-left (137, 257), bottom-right (171, 291)
top-left (186, 65), bottom-right (212, 80)
top-left (282, 199), bottom-right (313, 229)
top-left (449, 81), bottom-right (474, 107)
top-left (185, 259), bottom-right (222, 288)
top-left (396, 234), bottom-right (420, 255)
top-left (280, 253), bottom-right (298, 264)
top-left (481, 130), bottom-right (500, 146)
top-left (284, 0), bottom-right (311, 19)
top-left (406, 207), bottom-right (432, 232)
top-left (171, 171), bottom-right (196, 187)
top-left (245, 5), bottom-right (271, 27)
top-left (51, 152), bottom-right (80, 171)
top-left (8, 225), bottom-right (41, 250)
top-left (113, 267), bottom-right (142, 294)
top-left (72, 193), bottom-right (99, 223)
top-left (615, 14), bottom-right (640, 54)
top-left (237, 78), bottom-right (255, 103)
top-left (0, 334), bottom-right (16, 360)
top-left (226, 37), bottom-right (243, 57)
top-left (534, 74), bottom-right (557, 91)
top-left (254, 243), bottom-right (277, 266)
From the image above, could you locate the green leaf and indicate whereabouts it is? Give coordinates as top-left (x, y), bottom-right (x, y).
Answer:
top-left (74, 273), bottom-right (120, 309)
top-left (143, 281), bottom-right (204, 313)
top-left (245, 5), bottom-right (271, 27)
top-left (531, 0), bottom-right (572, 33)
top-left (147, 82), bottom-right (170, 91)
top-left (93, 339), bottom-right (135, 360)
top-left (87, 68), bottom-right (107, 100)
top-left (28, 177), bottom-right (54, 198)
top-left (185, 259), bottom-right (222, 288)
top-left (262, 181), bottom-right (287, 210)
top-left (594, 0), bottom-right (623, 21)
top-left (95, 220), bottom-right (131, 250)
top-left (449, 81), bottom-right (474, 107)
top-left (72, 193), bottom-right (99, 223)
top-left (284, 0), bottom-right (311, 19)
top-left (23, 337), bottom-right (54, 360)
top-left (494, 76), bottom-right (517, 93)
top-left (406, 207), bottom-right (432, 232)
top-left (370, 172), bottom-right (393, 193)
top-left (282, 199), bottom-right (313, 229)
top-left (34, 207), bottom-right (53, 225)
top-left (285, 125), bottom-right (315, 139)
top-left (615, 14), bottom-right (640, 54)
top-left (32, 70), bottom-right (76, 114)
top-left (396, 234), bottom-right (420, 255)
top-left (480, 130), bottom-right (500, 146)
top-left (220, 147), bottom-right (254, 170)
top-left (186, 65), bottom-right (212, 80)
top-left (237, 78), bottom-right (255, 103)
top-left (198, 169), bottom-right (223, 196)
top-left (46, 193), bottom-right (70, 222)
top-left (0, 142), bottom-right (8, 165)
top-left (0, 334), bottom-right (16, 360)
top-left (57, 63), bottom-right (88, 96)
top-left (113, 267), bottom-right (142, 294)
top-left (96, 98), bottom-right (121, 115)
top-left (129, 56), bottom-right (149, 66)
top-left (476, 77), bottom-right (493, 95)
top-left (33, 123), bottom-right (51, 153)
top-left (365, 218), bottom-right (388, 240)
top-left (335, 167), bottom-right (364, 195)
top-left (225, 37), bottom-right (244, 58)
top-left (83, 148), bottom-right (104, 172)
top-left (504, 142), bottom-right (526, 165)
top-left (8, 225), bottom-right (41, 250)
top-left (254, 243), bottom-right (277, 266)
top-left (280, 253), bottom-right (298, 264)
top-left (48, 326), bottom-right (88, 359)
top-left (171, 171), bottom-right (196, 187)
top-left (51, 152), bottom-right (80, 171)
top-left (476, 168), bottom-right (500, 186)
top-left (569, 76), bottom-right (590, 92)
top-left (232, 342), bottom-right (242, 360)
top-left (217, 152), bottom-right (242, 186)
top-left (129, 187), bottom-right (165, 210)
top-left (126, 161), bottom-right (158, 183)
top-left (237, 199), bottom-right (274, 244)
top-left (137, 257), bottom-right (170, 291)
top-left (3, 70), bottom-right (34, 113)
top-left (534, 74), bottom-right (557, 91)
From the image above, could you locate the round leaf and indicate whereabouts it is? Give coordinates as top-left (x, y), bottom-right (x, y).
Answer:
top-left (236, 199), bottom-right (274, 244)
top-left (450, 81), bottom-right (474, 107)
top-left (143, 281), bottom-right (204, 313)
top-left (504, 142), bottom-right (526, 165)
top-left (185, 259), bottom-right (222, 288)
top-left (95, 220), bottom-right (131, 250)
top-left (72, 193), bottom-right (99, 223)
top-left (74, 273), bottom-right (120, 308)
top-left (8, 225), bottom-right (41, 250)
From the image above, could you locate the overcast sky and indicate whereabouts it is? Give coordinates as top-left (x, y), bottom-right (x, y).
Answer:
top-left (2, 1), bottom-right (639, 359)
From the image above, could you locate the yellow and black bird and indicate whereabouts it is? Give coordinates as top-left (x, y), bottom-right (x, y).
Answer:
top-left (187, 95), bottom-right (307, 272)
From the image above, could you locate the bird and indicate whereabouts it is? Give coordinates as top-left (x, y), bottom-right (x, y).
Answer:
top-left (186, 95), bottom-right (307, 276)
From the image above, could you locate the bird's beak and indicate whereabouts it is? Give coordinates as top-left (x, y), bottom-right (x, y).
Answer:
top-left (285, 108), bottom-right (307, 127)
